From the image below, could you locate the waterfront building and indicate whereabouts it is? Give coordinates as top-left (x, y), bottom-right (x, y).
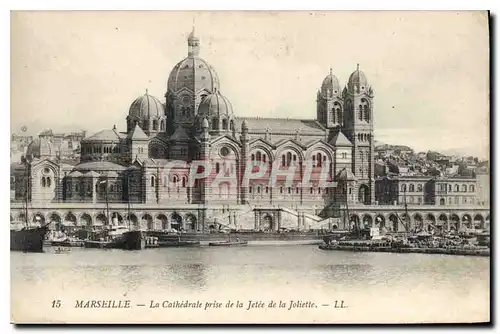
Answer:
top-left (10, 29), bottom-right (489, 233)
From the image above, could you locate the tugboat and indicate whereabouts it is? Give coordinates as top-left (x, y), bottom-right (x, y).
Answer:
top-left (208, 233), bottom-right (247, 247)
top-left (10, 163), bottom-right (50, 252)
top-left (84, 178), bottom-right (144, 250)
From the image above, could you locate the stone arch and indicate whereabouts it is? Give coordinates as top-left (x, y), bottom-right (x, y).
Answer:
top-left (48, 212), bottom-right (62, 223)
top-left (450, 214), bottom-right (460, 231)
top-left (388, 213), bottom-right (399, 232)
top-left (374, 214), bottom-right (385, 228)
top-left (126, 213), bottom-right (139, 227)
top-left (80, 213), bottom-right (92, 227)
top-left (249, 144), bottom-right (275, 163)
top-left (473, 214), bottom-right (484, 229)
top-left (358, 184), bottom-right (370, 204)
top-left (111, 212), bottom-right (123, 225)
top-left (65, 212), bottom-right (77, 224)
top-left (95, 213), bottom-right (107, 227)
top-left (461, 214), bottom-right (472, 229)
top-left (362, 214), bottom-right (373, 228)
top-left (413, 213), bottom-right (424, 231)
top-left (184, 213), bottom-right (197, 231)
top-left (212, 141), bottom-right (241, 161)
top-left (155, 214), bottom-right (169, 230)
top-left (425, 214), bottom-right (436, 232)
top-left (261, 214), bottom-right (274, 231)
top-left (32, 212), bottom-right (45, 224)
top-left (305, 144), bottom-right (335, 164)
top-left (170, 212), bottom-right (183, 231)
top-left (275, 144), bottom-right (306, 164)
top-left (17, 212), bottom-right (26, 222)
top-left (141, 214), bottom-right (153, 231)
top-left (350, 214), bottom-right (361, 230)
top-left (438, 214), bottom-right (448, 231)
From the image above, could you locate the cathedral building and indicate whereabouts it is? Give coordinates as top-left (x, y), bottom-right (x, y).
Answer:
top-left (19, 29), bottom-right (484, 233)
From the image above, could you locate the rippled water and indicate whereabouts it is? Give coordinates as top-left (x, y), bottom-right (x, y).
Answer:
top-left (10, 245), bottom-right (490, 324)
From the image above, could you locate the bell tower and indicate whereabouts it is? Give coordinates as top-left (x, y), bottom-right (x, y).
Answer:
top-left (317, 69), bottom-right (344, 129)
top-left (342, 64), bottom-right (374, 205)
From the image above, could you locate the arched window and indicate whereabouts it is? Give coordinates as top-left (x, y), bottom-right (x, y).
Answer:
top-left (317, 153), bottom-right (322, 167)
top-left (265, 187), bottom-right (269, 194)
top-left (216, 163), bottom-right (220, 174)
top-left (337, 108), bottom-right (343, 125)
top-left (153, 120), bottom-right (158, 131)
top-left (402, 184), bottom-right (407, 192)
top-left (454, 184), bottom-right (459, 192)
top-left (182, 177), bottom-right (186, 188)
top-left (222, 119), bottom-right (228, 130)
top-left (280, 187), bottom-right (283, 194)
top-left (286, 152), bottom-right (292, 167)
top-left (417, 184), bottom-right (423, 191)
top-left (358, 106), bottom-right (363, 120)
top-left (212, 118), bottom-right (218, 130)
top-left (281, 155), bottom-right (285, 167)
top-left (150, 176), bottom-right (155, 187)
top-left (143, 120), bottom-right (149, 130)
top-left (75, 183), bottom-right (79, 192)
top-left (46, 177), bottom-right (51, 187)
top-left (256, 151), bottom-right (261, 161)
top-left (469, 185), bottom-right (475, 192)
top-left (363, 105), bottom-right (370, 122)
top-left (287, 187), bottom-right (291, 194)
top-left (440, 198), bottom-right (445, 205)
top-left (251, 154), bottom-right (255, 162)
top-left (41, 177), bottom-right (46, 187)
top-left (329, 109), bottom-right (335, 123)
top-left (263, 154), bottom-right (267, 163)
top-left (409, 184), bottom-right (415, 192)
top-left (230, 120), bottom-right (234, 130)
top-left (160, 120), bottom-right (165, 131)
top-left (310, 187), bottom-right (313, 194)
top-left (312, 155), bottom-right (316, 167)
top-left (462, 184), bottom-right (467, 192)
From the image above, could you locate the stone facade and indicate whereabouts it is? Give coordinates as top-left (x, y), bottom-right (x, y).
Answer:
top-left (10, 29), bottom-right (489, 233)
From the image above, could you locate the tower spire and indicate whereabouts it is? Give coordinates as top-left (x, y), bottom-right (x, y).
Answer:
top-left (187, 19), bottom-right (200, 57)
top-left (357, 63), bottom-right (360, 71)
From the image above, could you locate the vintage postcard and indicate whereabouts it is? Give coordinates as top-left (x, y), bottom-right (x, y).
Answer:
top-left (10, 10), bottom-right (490, 324)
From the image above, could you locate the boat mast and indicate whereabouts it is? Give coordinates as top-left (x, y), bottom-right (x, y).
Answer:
top-left (127, 174), bottom-right (131, 230)
top-left (24, 161), bottom-right (29, 227)
top-left (105, 179), bottom-right (110, 226)
top-left (344, 178), bottom-right (351, 233)
top-left (398, 186), bottom-right (410, 233)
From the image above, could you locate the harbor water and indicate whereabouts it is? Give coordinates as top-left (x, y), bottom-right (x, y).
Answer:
top-left (10, 245), bottom-right (490, 324)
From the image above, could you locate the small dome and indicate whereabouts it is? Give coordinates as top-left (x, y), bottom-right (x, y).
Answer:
top-left (26, 136), bottom-right (54, 158)
top-left (348, 65), bottom-right (368, 91)
top-left (321, 70), bottom-right (341, 97)
top-left (198, 92), bottom-right (234, 118)
top-left (128, 91), bottom-right (164, 120)
top-left (167, 57), bottom-right (220, 94)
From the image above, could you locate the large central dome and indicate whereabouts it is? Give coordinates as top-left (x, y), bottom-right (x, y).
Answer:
top-left (167, 57), bottom-right (220, 94)
top-left (166, 28), bottom-right (220, 95)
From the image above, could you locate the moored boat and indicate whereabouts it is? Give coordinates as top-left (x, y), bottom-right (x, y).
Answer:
top-left (11, 222), bottom-right (51, 253)
top-left (159, 240), bottom-right (201, 247)
top-left (84, 225), bottom-right (145, 250)
top-left (208, 240), bottom-right (248, 247)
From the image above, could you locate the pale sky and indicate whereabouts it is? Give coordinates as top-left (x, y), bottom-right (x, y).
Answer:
top-left (10, 11), bottom-right (490, 158)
